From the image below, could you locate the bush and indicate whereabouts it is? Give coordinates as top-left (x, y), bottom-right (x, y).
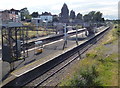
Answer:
top-left (68, 65), bottom-right (101, 87)
top-left (113, 25), bottom-right (120, 37)
top-left (86, 53), bottom-right (97, 59)
top-left (80, 66), bottom-right (99, 86)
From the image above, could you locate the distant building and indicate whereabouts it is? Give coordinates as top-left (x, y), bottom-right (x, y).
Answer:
top-left (39, 12), bottom-right (53, 22)
top-left (31, 18), bottom-right (42, 26)
top-left (0, 8), bottom-right (21, 23)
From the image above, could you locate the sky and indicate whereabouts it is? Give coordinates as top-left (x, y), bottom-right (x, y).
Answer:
top-left (0, 0), bottom-right (119, 20)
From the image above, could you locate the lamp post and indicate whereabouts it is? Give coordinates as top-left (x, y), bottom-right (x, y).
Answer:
top-left (63, 23), bottom-right (68, 50)
top-left (43, 19), bottom-right (48, 35)
top-left (75, 25), bottom-right (81, 60)
top-left (36, 18), bottom-right (40, 38)
top-left (76, 27), bottom-right (79, 45)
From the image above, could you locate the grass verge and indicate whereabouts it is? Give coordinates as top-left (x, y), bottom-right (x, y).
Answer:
top-left (60, 24), bottom-right (119, 87)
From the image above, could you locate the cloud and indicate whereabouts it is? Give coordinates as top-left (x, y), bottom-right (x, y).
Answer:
top-left (0, 0), bottom-right (119, 19)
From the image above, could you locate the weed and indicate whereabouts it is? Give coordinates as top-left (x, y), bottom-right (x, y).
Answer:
top-left (60, 25), bottom-right (118, 87)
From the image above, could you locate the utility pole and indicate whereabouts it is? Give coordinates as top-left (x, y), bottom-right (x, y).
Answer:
top-left (46, 21), bottom-right (48, 35)
top-left (75, 27), bottom-right (81, 59)
top-left (63, 23), bottom-right (67, 50)
top-left (36, 19), bottom-right (39, 38)
top-left (75, 28), bottom-right (79, 45)
top-left (43, 20), bottom-right (48, 35)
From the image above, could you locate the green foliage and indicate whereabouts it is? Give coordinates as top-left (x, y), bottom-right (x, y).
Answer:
top-left (116, 26), bottom-right (120, 36)
top-left (60, 27), bottom-right (118, 87)
top-left (25, 14), bottom-right (32, 19)
top-left (98, 55), bottom-right (117, 64)
top-left (76, 13), bottom-right (82, 20)
top-left (53, 17), bottom-right (59, 22)
top-left (103, 25), bottom-right (119, 45)
top-left (83, 11), bottom-right (104, 22)
top-left (112, 24), bottom-right (120, 36)
top-left (83, 14), bottom-right (90, 22)
top-left (66, 66), bottom-right (101, 87)
top-left (96, 55), bottom-right (118, 86)
top-left (70, 10), bottom-right (76, 19)
top-left (79, 66), bottom-right (99, 86)
top-left (61, 3), bottom-right (69, 19)
top-left (86, 53), bottom-right (97, 59)
top-left (31, 12), bottom-right (39, 18)
top-left (70, 75), bottom-right (87, 87)
top-left (60, 52), bottom-right (118, 87)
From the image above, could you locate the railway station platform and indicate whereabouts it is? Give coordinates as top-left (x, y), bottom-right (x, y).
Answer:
top-left (1, 26), bottom-right (108, 87)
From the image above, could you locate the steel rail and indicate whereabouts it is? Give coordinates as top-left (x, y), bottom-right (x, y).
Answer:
top-left (2, 26), bottom-right (112, 88)
top-left (44, 25), bottom-right (112, 87)
top-left (24, 26), bottom-right (112, 88)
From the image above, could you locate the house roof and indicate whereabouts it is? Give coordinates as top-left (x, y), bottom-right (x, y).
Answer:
top-left (10, 8), bottom-right (20, 12)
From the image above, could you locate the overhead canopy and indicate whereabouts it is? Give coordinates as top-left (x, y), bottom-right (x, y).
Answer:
top-left (2, 22), bottom-right (28, 28)
top-left (8, 22), bottom-right (23, 27)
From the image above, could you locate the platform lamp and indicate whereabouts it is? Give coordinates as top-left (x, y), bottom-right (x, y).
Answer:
top-left (36, 18), bottom-right (41, 38)
top-left (62, 23), bottom-right (68, 50)
top-left (43, 19), bottom-right (48, 35)
top-left (75, 25), bottom-right (82, 60)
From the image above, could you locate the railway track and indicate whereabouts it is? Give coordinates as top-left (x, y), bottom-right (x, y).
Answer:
top-left (23, 26), bottom-right (112, 88)
top-left (1, 26), bottom-right (112, 88)
top-left (22, 28), bottom-right (86, 49)
top-left (42, 26), bottom-right (112, 87)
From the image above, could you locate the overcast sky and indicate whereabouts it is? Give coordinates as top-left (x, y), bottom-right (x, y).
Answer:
top-left (0, 0), bottom-right (119, 20)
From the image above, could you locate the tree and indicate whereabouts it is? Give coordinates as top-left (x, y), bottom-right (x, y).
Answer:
top-left (76, 13), bottom-right (82, 20)
top-left (83, 14), bottom-right (90, 22)
top-left (25, 14), bottom-right (32, 19)
top-left (61, 3), bottom-right (69, 19)
top-left (70, 10), bottom-right (75, 19)
top-left (83, 11), bottom-right (104, 35)
top-left (94, 11), bottom-right (103, 22)
top-left (53, 15), bottom-right (59, 22)
top-left (88, 11), bottom-right (96, 21)
top-left (20, 7), bottom-right (29, 21)
top-left (31, 12), bottom-right (39, 18)
top-left (83, 11), bottom-right (103, 22)
top-left (101, 18), bottom-right (105, 22)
